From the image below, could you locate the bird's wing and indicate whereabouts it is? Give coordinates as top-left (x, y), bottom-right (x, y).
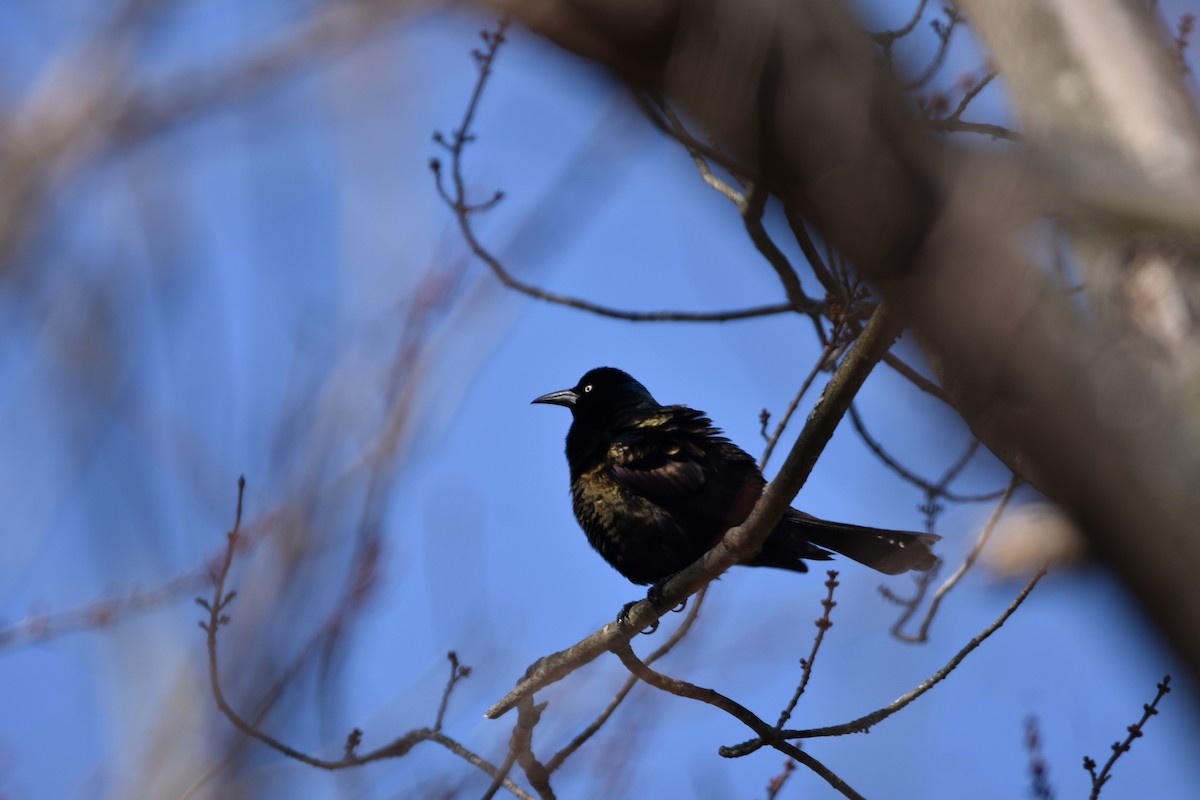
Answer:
top-left (606, 409), bottom-right (711, 500)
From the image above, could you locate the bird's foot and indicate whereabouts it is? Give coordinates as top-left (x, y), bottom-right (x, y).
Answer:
top-left (646, 582), bottom-right (686, 614)
top-left (617, 600), bottom-right (659, 634)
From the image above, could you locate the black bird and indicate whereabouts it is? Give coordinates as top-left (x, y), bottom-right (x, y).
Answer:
top-left (533, 367), bottom-right (938, 593)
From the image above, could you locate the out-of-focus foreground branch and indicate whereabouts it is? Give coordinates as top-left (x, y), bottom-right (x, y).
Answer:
top-left (490, 0), bottom-right (1200, 679)
top-left (0, 0), bottom-right (417, 274)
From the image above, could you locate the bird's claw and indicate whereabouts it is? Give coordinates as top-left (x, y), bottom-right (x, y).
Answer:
top-left (644, 583), bottom-right (686, 613)
top-left (617, 600), bottom-right (659, 634)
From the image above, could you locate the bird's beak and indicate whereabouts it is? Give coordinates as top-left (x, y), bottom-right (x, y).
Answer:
top-left (531, 388), bottom-right (578, 408)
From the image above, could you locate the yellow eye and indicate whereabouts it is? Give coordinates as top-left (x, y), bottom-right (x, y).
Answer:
top-left (583, 384), bottom-right (593, 393)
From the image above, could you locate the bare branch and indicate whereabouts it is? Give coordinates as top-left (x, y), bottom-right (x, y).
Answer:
top-left (435, 651), bottom-right (472, 733)
top-left (774, 571), bottom-right (840, 730)
top-left (872, 0), bottom-right (930, 46)
top-left (200, 479), bottom-right (531, 799)
top-left (722, 564), bottom-right (1045, 758)
top-left (880, 353), bottom-right (952, 403)
top-left (892, 476), bottom-right (1020, 642)
top-left (1084, 675), bottom-right (1173, 799)
top-left (545, 586), bottom-right (709, 773)
top-left (759, 343), bottom-right (836, 470)
top-left (786, 566), bottom-right (1045, 741)
top-left (1024, 716), bottom-right (1055, 800)
top-left (847, 404), bottom-right (1007, 504)
top-left (512, 698), bottom-right (554, 799)
top-left (433, 22), bottom-right (798, 324)
top-left (903, 8), bottom-right (963, 90)
top-left (613, 641), bottom-right (865, 800)
top-left (742, 184), bottom-right (826, 316)
top-left (928, 118), bottom-right (1023, 140)
top-left (486, 305), bottom-right (903, 720)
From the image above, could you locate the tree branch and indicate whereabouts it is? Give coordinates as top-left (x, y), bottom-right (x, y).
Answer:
top-left (486, 304), bottom-right (903, 720)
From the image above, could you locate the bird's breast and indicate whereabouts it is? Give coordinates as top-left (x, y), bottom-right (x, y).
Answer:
top-left (569, 463), bottom-right (710, 585)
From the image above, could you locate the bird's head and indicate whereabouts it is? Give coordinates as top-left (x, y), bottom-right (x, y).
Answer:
top-left (532, 367), bottom-right (659, 424)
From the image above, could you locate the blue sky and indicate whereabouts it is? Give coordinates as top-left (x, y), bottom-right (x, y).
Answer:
top-left (1, 3), bottom-right (1197, 798)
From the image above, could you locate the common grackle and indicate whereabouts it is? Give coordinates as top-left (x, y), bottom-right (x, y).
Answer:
top-left (533, 367), bottom-right (939, 596)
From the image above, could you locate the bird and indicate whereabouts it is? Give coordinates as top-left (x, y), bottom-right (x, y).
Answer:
top-left (532, 367), bottom-right (939, 602)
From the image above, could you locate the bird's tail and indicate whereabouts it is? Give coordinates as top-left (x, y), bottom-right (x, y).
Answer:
top-left (764, 509), bottom-right (940, 575)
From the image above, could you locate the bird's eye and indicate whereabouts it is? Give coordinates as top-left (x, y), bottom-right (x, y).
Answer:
top-left (583, 384), bottom-right (593, 393)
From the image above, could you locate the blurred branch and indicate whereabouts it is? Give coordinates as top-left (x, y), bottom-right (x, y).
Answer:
top-left (880, 353), bottom-right (951, 403)
top-left (1, 570), bottom-right (207, 652)
top-left (926, 70), bottom-right (1022, 140)
top-left (0, 508), bottom-right (284, 652)
top-left (0, 0), bottom-right (420, 271)
top-left (945, 70), bottom-right (998, 122)
top-left (764, 760), bottom-right (798, 800)
top-left (1024, 716), bottom-right (1055, 800)
top-left (927, 118), bottom-right (1021, 140)
top-left (889, 475), bottom-right (1020, 642)
top-left (902, 7), bottom-right (962, 90)
top-left (200, 479), bottom-right (533, 799)
top-left (872, 0), bottom-right (929, 46)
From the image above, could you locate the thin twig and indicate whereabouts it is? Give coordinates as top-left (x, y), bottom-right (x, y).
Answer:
top-left (944, 71), bottom-right (998, 123)
top-left (847, 405), bottom-right (1006, 504)
top-left (764, 760), bottom-right (798, 800)
top-left (637, 93), bottom-right (750, 179)
top-left (872, 0), bottom-right (930, 45)
top-left (199, 479), bottom-right (532, 799)
top-left (655, 102), bottom-right (826, 324)
top-left (742, 183), bottom-right (825, 316)
top-left (613, 642), bottom-right (865, 800)
top-left (928, 118), bottom-right (1022, 141)
top-left (775, 571), bottom-right (839, 730)
top-left (722, 565), bottom-right (1047, 756)
top-left (788, 566), bottom-right (1045, 739)
top-left (1024, 716), bottom-right (1055, 800)
top-left (434, 651), bottom-right (472, 732)
top-left (893, 476), bottom-right (1020, 642)
top-left (760, 343), bottom-right (837, 470)
top-left (657, 100), bottom-right (747, 208)
top-left (903, 9), bottom-right (962, 90)
top-left (786, 213), bottom-right (844, 304)
top-left (881, 353), bottom-right (951, 403)
top-left (432, 33), bottom-right (794, 324)
top-left (1083, 675), bottom-right (1172, 799)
